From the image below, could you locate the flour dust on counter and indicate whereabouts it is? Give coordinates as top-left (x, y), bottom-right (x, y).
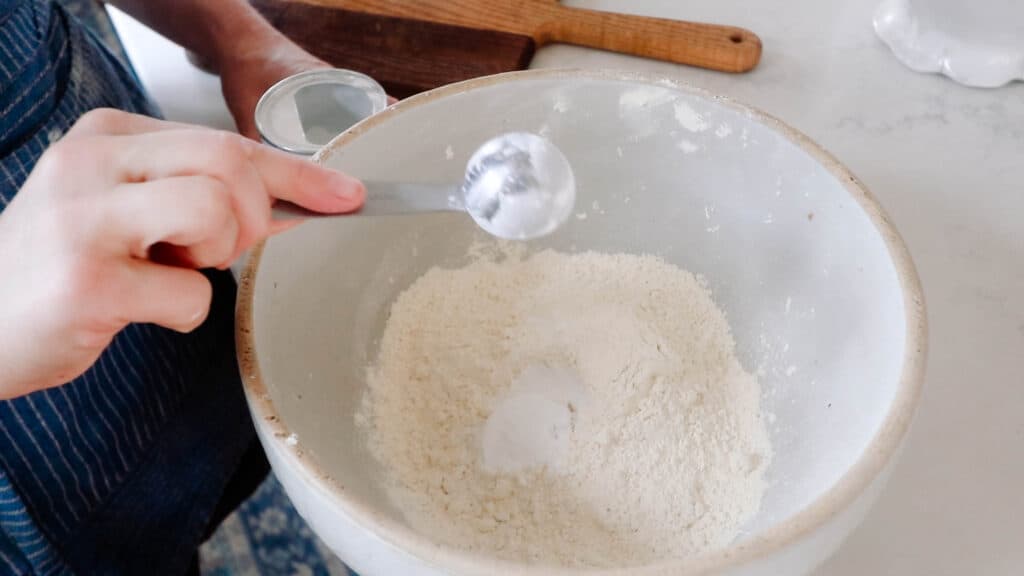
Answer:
top-left (355, 246), bottom-right (772, 568)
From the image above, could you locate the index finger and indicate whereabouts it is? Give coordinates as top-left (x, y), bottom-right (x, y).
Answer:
top-left (239, 137), bottom-right (366, 214)
top-left (64, 109), bottom-right (200, 140)
top-left (110, 127), bottom-right (366, 216)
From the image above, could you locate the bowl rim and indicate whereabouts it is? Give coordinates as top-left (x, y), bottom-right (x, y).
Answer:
top-left (236, 67), bottom-right (928, 575)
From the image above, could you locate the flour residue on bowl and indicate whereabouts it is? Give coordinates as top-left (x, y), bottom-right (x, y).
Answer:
top-left (356, 248), bottom-right (773, 568)
top-left (678, 139), bottom-right (700, 154)
top-left (618, 86), bottom-right (676, 115)
top-left (674, 101), bottom-right (710, 132)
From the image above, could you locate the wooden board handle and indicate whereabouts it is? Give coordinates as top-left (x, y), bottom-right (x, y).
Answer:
top-left (290, 0), bottom-right (762, 73)
top-left (543, 6), bottom-right (761, 73)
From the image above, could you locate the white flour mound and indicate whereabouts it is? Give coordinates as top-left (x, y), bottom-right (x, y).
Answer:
top-left (356, 249), bottom-right (772, 568)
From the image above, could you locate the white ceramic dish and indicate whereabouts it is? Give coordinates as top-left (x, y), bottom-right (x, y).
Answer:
top-left (874, 0), bottom-right (1024, 87)
top-left (237, 69), bottom-right (927, 575)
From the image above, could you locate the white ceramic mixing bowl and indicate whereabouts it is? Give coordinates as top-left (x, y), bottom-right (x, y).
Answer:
top-left (237, 69), bottom-right (926, 575)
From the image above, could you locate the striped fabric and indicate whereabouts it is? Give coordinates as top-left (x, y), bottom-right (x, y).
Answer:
top-left (0, 2), bottom-right (264, 574)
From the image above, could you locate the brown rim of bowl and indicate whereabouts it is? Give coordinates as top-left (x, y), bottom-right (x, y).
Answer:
top-left (236, 68), bottom-right (928, 575)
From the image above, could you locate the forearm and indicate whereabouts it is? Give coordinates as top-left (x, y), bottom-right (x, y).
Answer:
top-left (105, 0), bottom-right (281, 72)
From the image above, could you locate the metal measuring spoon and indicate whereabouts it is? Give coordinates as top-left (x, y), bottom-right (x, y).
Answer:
top-left (273, 132), bottom-right (577, 241)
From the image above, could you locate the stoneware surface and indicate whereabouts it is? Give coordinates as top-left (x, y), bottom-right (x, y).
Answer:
top-left (236, 69), bottom-right (926, 576)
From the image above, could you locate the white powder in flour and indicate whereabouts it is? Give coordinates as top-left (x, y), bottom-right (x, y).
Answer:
top-left (357, 249), bottom-right (772, 568)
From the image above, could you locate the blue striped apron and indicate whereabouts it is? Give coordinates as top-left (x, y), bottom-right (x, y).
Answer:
top-left (0, 1), bottom-right (265, 574)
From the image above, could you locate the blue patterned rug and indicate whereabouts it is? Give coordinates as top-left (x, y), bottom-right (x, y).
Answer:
top-left (200, 476), bottom-right (358, 576)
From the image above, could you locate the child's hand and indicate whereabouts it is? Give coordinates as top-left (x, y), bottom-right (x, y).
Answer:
top-left (0, 109), bottom-right (364, 399)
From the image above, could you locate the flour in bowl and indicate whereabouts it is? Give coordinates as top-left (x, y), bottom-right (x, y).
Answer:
top-left (356, 248), bottom-right (772, 567)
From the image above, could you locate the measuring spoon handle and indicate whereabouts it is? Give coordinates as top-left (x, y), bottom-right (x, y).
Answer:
top-left (272, 181), bottom-right (463, 220)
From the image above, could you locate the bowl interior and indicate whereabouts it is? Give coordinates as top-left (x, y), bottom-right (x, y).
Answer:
top-left (249, 72), bottom-right (908, 553)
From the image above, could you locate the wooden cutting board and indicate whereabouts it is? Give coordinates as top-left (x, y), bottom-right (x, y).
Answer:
top-left (253, 0), bottom-right (536, 98)
top-left (296, 0), bottom-right (761, 72)
top-left (253, 0), bottom-right (761, 97)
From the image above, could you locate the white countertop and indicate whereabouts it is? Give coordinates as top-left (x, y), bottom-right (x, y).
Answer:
top-left (110, 2), bottom-right (1024, 574)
